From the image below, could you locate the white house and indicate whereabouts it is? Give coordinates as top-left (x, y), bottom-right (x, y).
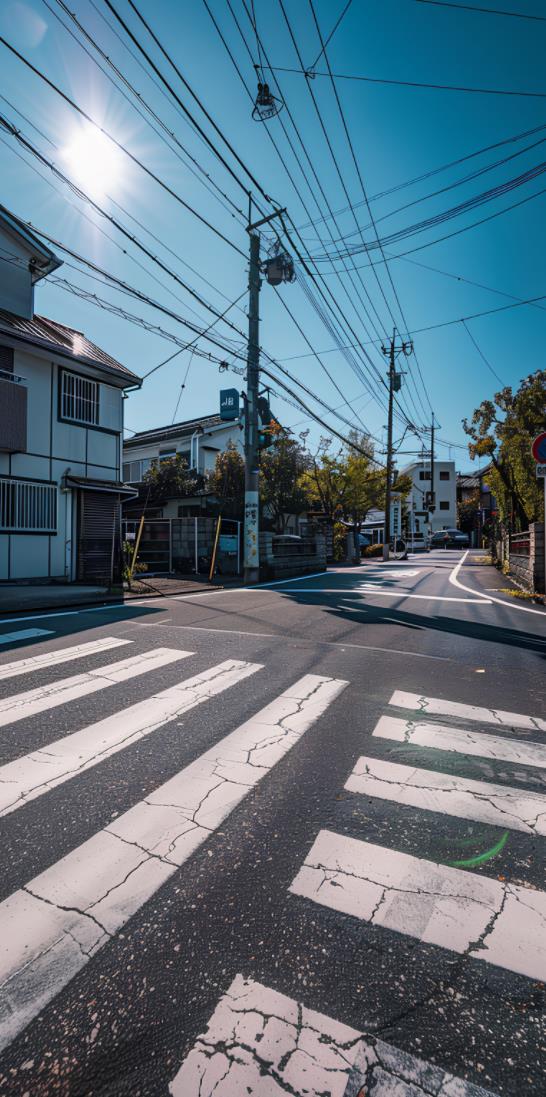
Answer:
top-left (401, 459), bottom-right (457, 540)
top-left (0, 207), bottom-right (140, 584)
top-left (122, 413), bottom-right (244, 516)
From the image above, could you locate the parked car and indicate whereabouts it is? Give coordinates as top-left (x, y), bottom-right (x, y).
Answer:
top-left (428, 529), bottom-right (470, 549)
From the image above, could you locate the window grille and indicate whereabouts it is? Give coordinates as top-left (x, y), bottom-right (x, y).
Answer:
top-left (61, 370), bottom-right (99, 425)
top-left (0, 478), bottom-right (57, 532)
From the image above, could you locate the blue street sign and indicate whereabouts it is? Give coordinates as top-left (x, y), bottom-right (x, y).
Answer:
top-left (220, 388), bottom-right (240, 420)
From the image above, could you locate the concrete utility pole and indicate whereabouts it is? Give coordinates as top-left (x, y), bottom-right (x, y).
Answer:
top-left (243, 205), bottom-right (288, 584)
top-left (244, 229), bottom-right (261, 584)
top-left (429, 412), bottom-right (436, 533)
top-left (383, 332), bottom-right (396, 561)
top-left (382, 331), bottom-right (413, 560)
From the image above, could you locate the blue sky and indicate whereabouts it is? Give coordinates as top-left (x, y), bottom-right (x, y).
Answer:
top-left (1, 0), bottom-right (545, 469)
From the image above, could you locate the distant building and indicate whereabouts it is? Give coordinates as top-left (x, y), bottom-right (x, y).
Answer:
top-left (401, 459), bottom-right (457, 543)
top-left (457, 465), bottom-right (496, 545)
top-left (0, 207), bottom-right (140, 583)
top-left (122, 413), bottom-right (243, 517)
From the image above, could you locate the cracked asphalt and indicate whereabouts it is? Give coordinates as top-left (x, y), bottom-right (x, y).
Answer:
top-left (0, 549), bottom-right (544, 1096)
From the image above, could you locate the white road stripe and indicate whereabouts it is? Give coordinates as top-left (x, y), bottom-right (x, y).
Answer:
top-left (449, 548), bottom-right (546, 615)
top-left (290, 830), bottom-right (546, 981)
top-left (0, 636), bottom-right (131, 681)
top-left (0, 648), bottom-right (191, 729)
top-left (0, 673), bottom-right (346, 1053)
top-left (373, 714), bottom-right (546, 769)
top-left (0, 660), bottom-right (261, 817)
top-left (346, 756), bottom-right (546, 835)
top-left (169, 974), bottom-right (498, 1097)
top-left (390, 689), bottom-right (546, 732)
top-left (0, 628), bottom-right (54, 646)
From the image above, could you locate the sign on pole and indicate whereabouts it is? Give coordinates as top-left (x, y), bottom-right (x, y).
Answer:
top-left (536, 464), bottom-right (546, 478)
top-left (531, 432), bottom-right (546, 463)
top-left (220, 389), bottom-right (240, 421)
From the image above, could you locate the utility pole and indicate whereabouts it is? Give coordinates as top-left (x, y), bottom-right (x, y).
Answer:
top-left (429, 412), bottom-right (436, 537)
top-left (243, 228), bottom-right (261, 584)
top-left (381, 330), bottom-right (413, 560)
top-left (383, 331), bottom-right (396, 561)
top-left (243, 204), bottom-right (288, 584)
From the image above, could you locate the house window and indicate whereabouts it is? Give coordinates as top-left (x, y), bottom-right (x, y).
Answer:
top-left (439, 471), bottom-right (450, 481)
top-left (61, 369), bottom-right (99, 425)
top-left (439, 501), bottom-right (450, 511)
top-left (0, 477), bottom-right (57, 533)
top-left (0, 345), bottom-right (14, 376)
top-left (419, 469), bottom-right (431, 481)
top-left (159, 450), bottom-right (176, 464)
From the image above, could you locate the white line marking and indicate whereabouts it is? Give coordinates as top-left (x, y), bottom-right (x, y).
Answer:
top-left (0, 628), bottom-right (54, 645)
top-left (449, 549), bottom-right (546, 615)
top-left (390, 689), bottom-right (546, 732)
top-left (0, 673), bottom-right (347, 1053)
top-left (169, 974), bottom-right (497, 1097)
top-left (247, 587), bottom-right (490, 602)
top-left (0, 636), bottom-right (131, 681)
top-left (346, 756), bottom-right (546, 835)
top-left (0, 648), bottom-right (192, 729)
top-left (290, 830), bottom-right (546, 981)
top-left (0, 660), bottom-right (262, 817)
top-left (373, 715), bottom-right (546, 769)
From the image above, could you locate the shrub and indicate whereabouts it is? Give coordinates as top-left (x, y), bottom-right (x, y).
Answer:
top-left (362, 543), bottom-right (384, 557)
top-left (332, 522), bottom-right (347, 561)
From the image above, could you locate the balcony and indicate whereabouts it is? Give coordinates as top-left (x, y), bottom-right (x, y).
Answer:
top-left (0, 370), bottom-right (27, 453)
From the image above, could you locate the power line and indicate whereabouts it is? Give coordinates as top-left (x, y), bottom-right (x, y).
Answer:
top-left (264, 64), bottom-right (546, 99)
top-left (0, 113), bottom-right (251, 340)
top-left (297, 119), bottom-right (546, 234)
top-left (307, 0), bottom-right (353, 72)
top-left (0, 34), bottom-right (246, 259)
top-left (307, 0), bottom-right (432, 419)
top-left (414, 0), bottom-right (546, 22)
top-left (461, 320), bottom-right (505, 386)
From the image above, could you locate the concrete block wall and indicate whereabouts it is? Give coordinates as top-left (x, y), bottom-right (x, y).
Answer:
top-left (259, 532), bottom-right (326, 580)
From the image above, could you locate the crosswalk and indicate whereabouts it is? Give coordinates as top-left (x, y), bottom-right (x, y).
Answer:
top-left (170, 975), bottom-right (497, 1097)
top-left (288, 688), bottom-right (546, 985)
top-left (0, 634), bottom-right (347, 1055)
top-left (0, 629), bottom-right (544, 1095)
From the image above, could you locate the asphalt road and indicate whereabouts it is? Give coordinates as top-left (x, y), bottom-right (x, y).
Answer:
top-left (0, 549), bottom-right (544, 1097)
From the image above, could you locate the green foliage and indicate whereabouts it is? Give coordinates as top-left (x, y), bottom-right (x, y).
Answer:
top-left (207, 441), bottom-right (245, 518)
top-left (462, 369), bottom-right (545, 530)
top-left (332, 521), bottom-right (347, 561)
top-left (143, 454), bottom-right (204, 505)
top-left (260, 432), bottom-right (310, 532)
top-left (299, 436), bottom-right (411, 532)
top-left (122, 541), bottom-right (147, 586)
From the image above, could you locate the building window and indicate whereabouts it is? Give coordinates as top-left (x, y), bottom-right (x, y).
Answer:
top-left (61, 369), bottom-right (99, 425)
top-left (159, 450), bottom-right (176, 464)
top-left (0, 478), bottom-right (57, 533)
top-left (0, 345), bottom-right (14, 376)
top-left (419, 469), bottom-right (431, 481)
top-left (439, 470), bottom-right (450, 481)
top-left (123, 458), bottom-right (154, 482)
top-left (439, 501), bottom-right (450, 510)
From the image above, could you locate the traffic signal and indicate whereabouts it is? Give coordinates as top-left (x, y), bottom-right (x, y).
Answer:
top-left (257, 396), bottom-right (275, 449)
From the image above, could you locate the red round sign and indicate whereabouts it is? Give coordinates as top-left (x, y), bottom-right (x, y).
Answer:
top-left (531, 432), bottom-right (546, 462)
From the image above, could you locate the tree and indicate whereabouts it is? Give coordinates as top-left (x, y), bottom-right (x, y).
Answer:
top-left (260, 432), bottom-right (310, 532)
top-left (143, 454), bottom-right (203, 506)
top-left (299, 434), bottom-right (411, 560)
top-left (463, 369), bottom-right (545, 530)
top-left (207, 441), bottom-right (245, 518)
top-left (457, 489), bottom-right (480, 535)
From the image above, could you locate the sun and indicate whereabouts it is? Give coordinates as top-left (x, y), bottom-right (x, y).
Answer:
top-left (63, 125), bottom-right (122, 197)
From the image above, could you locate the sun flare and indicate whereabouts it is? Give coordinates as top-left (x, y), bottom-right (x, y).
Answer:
top-left (63, 125), bottom-right (122, 197)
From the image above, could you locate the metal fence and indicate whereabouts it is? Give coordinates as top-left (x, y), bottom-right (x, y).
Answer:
top-left (122, 517), bottom-right (241, 576)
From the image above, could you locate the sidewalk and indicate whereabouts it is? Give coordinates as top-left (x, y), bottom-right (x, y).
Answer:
top-left (0, 575), bottom-right (237, 617)
top-left (460, 551), bottom-right (546, 608)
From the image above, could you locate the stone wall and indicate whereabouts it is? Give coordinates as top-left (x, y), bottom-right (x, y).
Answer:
top-left (508, 523), bottom-right (544, 594)
top-left (259, 532), bottom-right (326, 580)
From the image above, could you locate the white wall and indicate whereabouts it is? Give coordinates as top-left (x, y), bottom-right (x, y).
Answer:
top-left (1, 347), bottom-right (126, 581)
